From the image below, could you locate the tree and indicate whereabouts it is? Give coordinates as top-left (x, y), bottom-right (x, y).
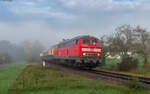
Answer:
top-left (0, 53), bottom-right (12, 64)
top-left (100, 36), bottom-right (109, 65)
top-left (133, 26), bottom-right (150, 64)
top-left (108, 25), bottom-right (135, 57)
top-left (0, 40), bottom-right (13, 64)
top-left (22, 40), bottom-right (45, 62)
top-left (0, 40), bottom-right (13, 54)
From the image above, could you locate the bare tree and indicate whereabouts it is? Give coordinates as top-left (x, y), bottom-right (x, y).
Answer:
top-left (0, 41), bottom-right (13, 64)
top-left (133, 26), bottom-right (150, 64)
top-left (108, 25), bottom-right (135, 57)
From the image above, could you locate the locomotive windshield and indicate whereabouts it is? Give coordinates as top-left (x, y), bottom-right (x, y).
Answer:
top-left (74, 40), bottom-right (79, 45)
top-left (92, 39), bottom-right (98, 44)
top-left (83, 39), bottom-right (90, 44)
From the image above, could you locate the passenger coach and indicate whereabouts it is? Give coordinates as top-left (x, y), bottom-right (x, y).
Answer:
top-left (41, 35), bottom-right (102, 69)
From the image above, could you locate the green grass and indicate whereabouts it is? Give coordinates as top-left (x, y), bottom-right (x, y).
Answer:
top-left (0, 62), bottom-right (27, 94)
top-left (8, 89), bottom-right (128, 94)
top-left (8, 64), bottom-right (149, 94)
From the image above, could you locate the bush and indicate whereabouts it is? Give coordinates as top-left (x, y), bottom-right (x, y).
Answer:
top-left (128, 78), bottom-right (147, 91)
top-left (99, 56), bottom-right (106, 66)
top-left (117, 56), bottom-right (138, 71)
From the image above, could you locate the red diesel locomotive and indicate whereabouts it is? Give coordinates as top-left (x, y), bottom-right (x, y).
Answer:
top-left (41, 35), bottom-right (102, 69)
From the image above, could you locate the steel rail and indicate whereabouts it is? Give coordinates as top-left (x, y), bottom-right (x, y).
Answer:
top-left (87, 70), bottom-right (150, 85)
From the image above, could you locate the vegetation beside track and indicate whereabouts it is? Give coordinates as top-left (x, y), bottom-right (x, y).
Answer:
top-left (97, 58), bottom-right (150, 78)
top-left (0, 62), bottom-right (27, 94)
top-left (8, 64), bottom-right (149, 94)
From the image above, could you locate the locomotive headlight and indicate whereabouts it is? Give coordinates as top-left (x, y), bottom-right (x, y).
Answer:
top-left (83, 53), bottom-right (86, 56)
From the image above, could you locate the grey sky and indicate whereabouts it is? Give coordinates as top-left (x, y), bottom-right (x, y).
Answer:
top-left (0, 0), bottom-right (150, 47)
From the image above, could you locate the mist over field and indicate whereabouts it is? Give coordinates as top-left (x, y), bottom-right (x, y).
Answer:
top-left (0, 0), bottom-right (150, 47)
top-left (1, 0), bottom-right (150, 63)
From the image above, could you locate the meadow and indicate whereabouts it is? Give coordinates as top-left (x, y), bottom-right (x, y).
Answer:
top-left (0, 62), bottom-right (27, 94)
top-left (0, 63), bottom-right (147, 94)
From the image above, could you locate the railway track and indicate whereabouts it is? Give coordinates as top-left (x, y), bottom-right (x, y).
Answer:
top-left (87, 69), bottom-right (150, 88)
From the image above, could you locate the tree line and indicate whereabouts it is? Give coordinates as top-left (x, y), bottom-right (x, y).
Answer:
top-left (0, 40), bottom-right (45, 64)
top-left (101, 24), bottom-right (150, 66)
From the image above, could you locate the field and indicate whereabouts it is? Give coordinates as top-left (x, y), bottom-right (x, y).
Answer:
top-left (0, 63), bottom-right (148, 94)
top-left (0, 62), bottom-right (27, 94)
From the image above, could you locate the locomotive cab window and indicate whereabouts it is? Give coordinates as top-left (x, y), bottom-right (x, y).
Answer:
top-left (74, 40), bottom-right (79, 45)
top-left (82, 39), bottom-right (90, 44)
top-left (92, 39), bottom-right (98, 45)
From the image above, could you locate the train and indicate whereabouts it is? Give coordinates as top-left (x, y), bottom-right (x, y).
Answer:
top-left (41, 35), bottom-right (102, 69)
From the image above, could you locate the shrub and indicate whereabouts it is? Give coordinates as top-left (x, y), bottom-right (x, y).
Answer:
top-left (99, 56), bottom-right (106, 66)
top-left (117, 56), bottom-right (138, 71)
top-left (128, 78), bottom-right (147, 91)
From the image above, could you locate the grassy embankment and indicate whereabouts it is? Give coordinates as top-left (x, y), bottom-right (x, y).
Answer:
top-left (97, 58), bottom-right (150, 77)
top-left (7, 64), bottom-right (149, 94)
top-left (0, 62), bottom-right (27, 94)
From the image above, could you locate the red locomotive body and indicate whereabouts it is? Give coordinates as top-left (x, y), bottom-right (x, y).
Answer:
top-left (41, 35), bottom-right (102, 69)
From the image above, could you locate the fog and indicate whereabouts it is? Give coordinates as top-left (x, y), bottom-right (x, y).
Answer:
top-left (1, 0), bottom-right (150, 63)
top-left (0, 40), bottom-right (45, 64)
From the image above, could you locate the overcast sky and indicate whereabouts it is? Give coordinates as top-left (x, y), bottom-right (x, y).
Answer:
top-left (0, 0), bottom-right (150, 47)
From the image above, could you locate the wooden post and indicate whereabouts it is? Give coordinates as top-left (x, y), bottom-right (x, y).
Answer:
top-left (42, 61), bottom-right (46, 67)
